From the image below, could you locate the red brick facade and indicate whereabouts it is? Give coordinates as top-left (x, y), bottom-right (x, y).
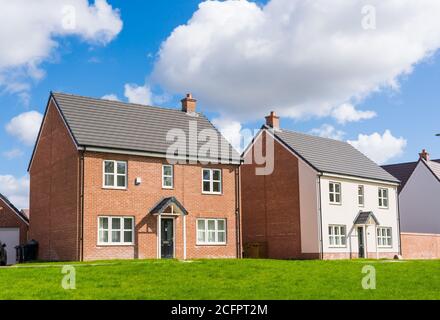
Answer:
top-left (29, 99), bottom-right (240, 261)
top-left (242, 131), bottom-right (303, 259)
top-left (0, 197), bottom-right (28, 244)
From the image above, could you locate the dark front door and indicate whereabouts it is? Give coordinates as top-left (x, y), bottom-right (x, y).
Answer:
top-left (358, 226), bottom-right (365, 258)
top-left (161, 218), bottom-right (174, 259)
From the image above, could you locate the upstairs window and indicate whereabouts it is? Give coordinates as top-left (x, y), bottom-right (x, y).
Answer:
top-left (329, 182), bottom-right (341, 204)
top-left (378, 188), bottom-right (389, 208)
top-left (202, 169), bottom-right (222, 194)
top-left (162, 165), bottom-right (174, 189)
top-left (103, 160), bottom-right (127, 189)
top-left (358, 185), bottom-right (365, 206)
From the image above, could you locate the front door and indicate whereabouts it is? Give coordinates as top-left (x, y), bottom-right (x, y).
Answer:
top-left (357, 226), bottom-right (365, 258)
top-left (161, 218), bottom-right (174, 259)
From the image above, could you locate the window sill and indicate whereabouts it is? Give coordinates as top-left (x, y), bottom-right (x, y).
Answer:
top-left (196, 243), bottom-right (227, 246)
top-left (377, 245), bottom-right (393, 249)
top-left (102, 186), bottom-right (128, 191)
top-left (162, 186), bottom-right (174, 190)
top-left (328, 246), bottom-right (347, 249)
top-left (329, 202), bottom-right (342, 206)
top-left (378, 207), bottom-right (389, 210)
top-left (97, 243), bottom-right (134, 247)
top-left (202, 192), bottom-right (223, 196)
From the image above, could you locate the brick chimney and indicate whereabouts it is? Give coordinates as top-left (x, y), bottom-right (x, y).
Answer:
top-left (265, 111), bottom-right (280, 130)
top-left (419, 149), bottom-right (430, 161)
top-left (181, 93), bottom-right (197, 113)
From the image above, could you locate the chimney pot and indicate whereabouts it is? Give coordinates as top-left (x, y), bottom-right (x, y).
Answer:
top-left (265, 111), bottom-right (280, 130)
top-left (181, 93), bottom-right (197, 113)
top-left (419, 149), bottom-right (430, 161)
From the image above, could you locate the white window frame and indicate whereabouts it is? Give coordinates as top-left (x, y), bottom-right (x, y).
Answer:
top-left (358, 185), bottom-right (365, 207)
top-left (202, 168), bottom-right (222, 194)
top-left (328, 225), bottom-right (347, 248)
top-left (103, 160), bottom-right (127, 189)
top-left (162, 164), bottom-right (174, 189)
top-left (377, 227), bottom-right (392, 247)
top-left (378, 188), bottom-right (389, 209)
top-left (196, 218), bottom-right (227, 245)
top-left (98, 216), bottom-right (134, 246)
top-left (329, 182), bottom-right (342, 204)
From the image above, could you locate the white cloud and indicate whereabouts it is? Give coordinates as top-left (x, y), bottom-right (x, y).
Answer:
top-left (153, 0), bottom-right (440, 121)
top-left (310, 124), bottom-right (345, 141)
top-left (348, 130), bottom-right (407, 164)
top-left (101, 94), bottom-right (120, 101)
top-left (0, 175), bottom-right (29, 209)
top-left (0, 0), bottom-right (122, 96)
top-left (5, 111), bottom-right (43, 146)
top-left (2, 148), bottom-right (24, 160)
top-left (124, 83), bottom-right (152, 105)
top-left (211, 118), bottom-right (252, 153)
top-left (331, 104), bottom-right (376, 124)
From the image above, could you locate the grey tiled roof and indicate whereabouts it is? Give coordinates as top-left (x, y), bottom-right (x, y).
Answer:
top-left (272, 127), bottom-right (400, 183)
top-left (52, 92), bottom-right (240, 163)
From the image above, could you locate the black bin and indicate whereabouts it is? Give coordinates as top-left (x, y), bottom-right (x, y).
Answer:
top-left (23, 240), bottom-right (38, 261)
top-left (15, 245), bottom-right (24, 263)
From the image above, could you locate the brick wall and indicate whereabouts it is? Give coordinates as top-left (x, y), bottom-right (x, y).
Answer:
top-left (241, 131), bottom-right (303, 259)
top-left (82, 151), bottom-right (239, 261)
top-left (0, 199), bottom-right (28, 244)
top-left (401, 232), bottom-right (440, 259)
top-left (29, 100), bottom-right (80, 261)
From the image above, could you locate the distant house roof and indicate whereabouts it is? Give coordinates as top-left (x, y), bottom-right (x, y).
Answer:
top-left (0, 193), bottom-right (29, 224)
top-left (42, 92), bottom-right (240, 164)
top-left (21, 209), bottom-right (29, 219)
top-left (382, 159), bottom-right (440, 191)
top-left (267, 126), bottom-right (399, 184)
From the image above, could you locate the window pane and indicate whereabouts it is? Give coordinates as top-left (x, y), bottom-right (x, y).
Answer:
top-left (387, 228), bottom-right (391, 237)
top-left (208, 220), bottom-right (215, 231)
top-left (117, 162), bottom-right (126, 174)
top-left (197, 231), bottom-right (205, 243)
top-left (112, 231), bottom-right (121, 242)
top-left (208, 231), bottom-right (216, 242)
top-left (341, 226), bottom-right (346, 235)
top-left (105, 174), bottom-right (114, 187)
top-left (341, 236), bottom-right (346, 245)
top-left (197, 220), bottom-right (205, 231)
top-left (117, 175), bottom-right (126, 187)
top-left (383, 199), bottom-right (388, 207)
top-left (329, 183), bottom-right (334, 192)
top-left (124, 231), bottom-right (133, 243)
top-left (213, 170), bottom-right (221, 181)
top-left (163, 165), bottom-right (172, 176)
top-left (112, 218), bottom-right (121, 230)
top-left (328, 226), bottom-right (333, 235)
top-left (218, 231), bottom-right (225, 243)
top-left (99, 217), bottom-right (108, 229)
top-left (163, 177), bottom-right (172, 187)
top-left (329, 236), bottom-right (334, 245)
top-left (203, 170), bottom-right (210, 180)
top-left (105, 161), bottom-right (114, 173)
top-left (203, 181), bottom-right (211, 192)
top-left (335, 184), bottom-right (340, 193)
top-left (99, 230), bottom-right (108, 243)
top-left (335, 194), bottom-right (340, 203)
top-left (329, 194), bottom-right (334, 202)
top-left (335, 227), bottom-right (340, 235)
top-left (213, 181), bottom-right (221, 193)
top-left (217, 220), bottom-right (225, 232)
top-left (124, 218), bottom-right (132, 230)
top-left (335, 237), bottom-right (340, 245)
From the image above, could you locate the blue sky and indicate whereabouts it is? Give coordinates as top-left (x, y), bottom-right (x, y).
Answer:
top-left (1, 0), bottom-right (440, 208)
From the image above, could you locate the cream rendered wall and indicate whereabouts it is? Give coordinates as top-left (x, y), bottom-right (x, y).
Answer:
top-left (400, 162), bottom-right (440, 234)
top-left (298, 159), bottom-right (320, 254)
top-left (319, 175), bottom-right (400, 256)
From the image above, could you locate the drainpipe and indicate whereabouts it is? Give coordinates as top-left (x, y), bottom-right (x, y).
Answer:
top-left (79, 150), bottom-right (85, 261)
top-left (317, 174), bottom-right (324, 260)
top-left (235, 165), bottom-right (242, 258)
top-left (396, 186), bottom-right (402, 257)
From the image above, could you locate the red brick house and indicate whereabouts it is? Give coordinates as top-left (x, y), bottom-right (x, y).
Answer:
top-left (0, 194), bottom-right (29, 264)
top-left (28, 92), bottom-right (241, 261)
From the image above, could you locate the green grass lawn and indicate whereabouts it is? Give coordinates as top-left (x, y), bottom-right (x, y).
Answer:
top-left (0, 259), bottom-right (439, 300)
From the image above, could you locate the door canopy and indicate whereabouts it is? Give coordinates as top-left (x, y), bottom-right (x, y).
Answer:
top-left (150, 197), bottom-right (188, 216)
top-left (353, 211), bottom-right (380, 226)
